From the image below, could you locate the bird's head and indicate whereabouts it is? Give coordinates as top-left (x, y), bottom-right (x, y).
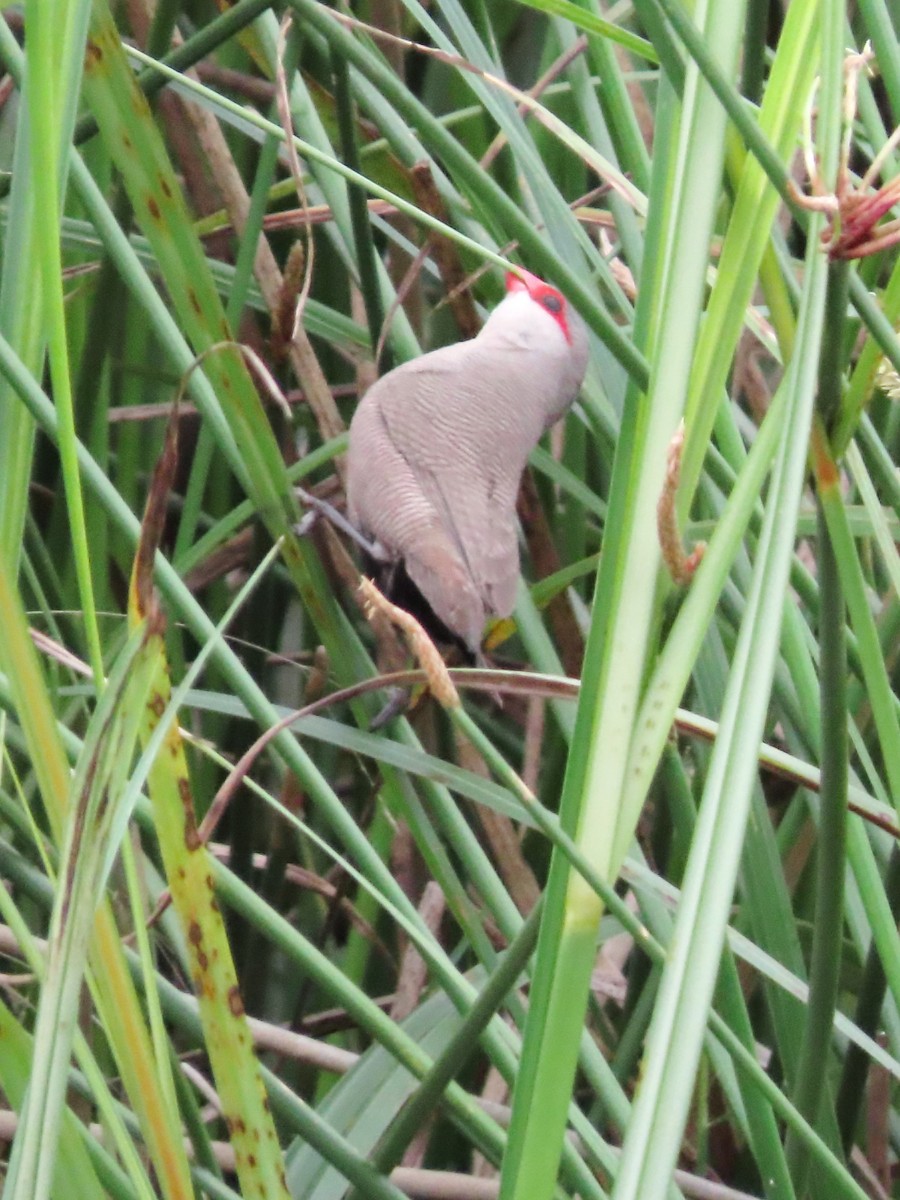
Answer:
top-left (504, 267), bottom-right (579, 346)
top-left (478, 268), bottom-right (589, 417)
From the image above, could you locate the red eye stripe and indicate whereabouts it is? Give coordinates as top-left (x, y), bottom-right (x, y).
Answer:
top-left (504, 269), bottom-right (572, 343)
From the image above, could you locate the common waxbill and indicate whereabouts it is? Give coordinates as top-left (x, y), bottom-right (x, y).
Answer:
top-left (346, 269), bottom-right (589, 656)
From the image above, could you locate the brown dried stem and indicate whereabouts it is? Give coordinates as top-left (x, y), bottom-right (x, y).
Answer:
top-left (657, 422), bottom-right (706, 586)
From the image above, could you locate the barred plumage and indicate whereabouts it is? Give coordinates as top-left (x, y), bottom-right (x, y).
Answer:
top-left (347, 271), bottom-right (589, 655)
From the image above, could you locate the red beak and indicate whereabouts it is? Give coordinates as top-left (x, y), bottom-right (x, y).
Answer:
top-left (505, 267), bottom-right (546, 294)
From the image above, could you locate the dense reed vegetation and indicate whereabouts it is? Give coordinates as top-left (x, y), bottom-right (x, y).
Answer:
top-left (0, 2), bottom-right (899, 1198)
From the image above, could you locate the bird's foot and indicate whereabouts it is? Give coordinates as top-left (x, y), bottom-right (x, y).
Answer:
top-left (369, 686), bottom-right (412, 730)
top-left (294, 487), bottom-right (382, 558)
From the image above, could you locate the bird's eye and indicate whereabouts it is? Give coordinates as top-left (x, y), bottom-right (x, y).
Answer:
top-left (540, 292), bottom-right (563, 314)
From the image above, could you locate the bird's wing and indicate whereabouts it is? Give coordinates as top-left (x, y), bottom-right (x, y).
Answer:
top-left (401, 532), bottom-right (488, 653)
top-left (375, 358), bottom-right (523, 620)
top-left (347, 376), bottom-right (488, 650)
top-left (414, 463), bottom-right (520, 619)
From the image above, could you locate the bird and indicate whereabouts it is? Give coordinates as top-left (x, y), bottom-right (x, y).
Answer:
top-left (345, 268), bottom-right (589, 659)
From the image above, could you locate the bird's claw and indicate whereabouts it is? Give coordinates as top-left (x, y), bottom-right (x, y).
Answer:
top-left (294, 510), bottom-right (320, 537)
top-left (369, 686), bottom-right (411, 730)
top-left (294, 486), bottom-right (381, 557)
